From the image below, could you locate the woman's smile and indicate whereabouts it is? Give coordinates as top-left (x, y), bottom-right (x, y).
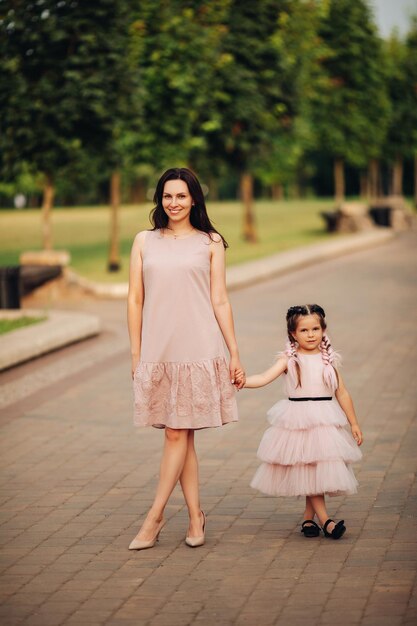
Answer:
top-left (162, 180), bottom-right (194, 224)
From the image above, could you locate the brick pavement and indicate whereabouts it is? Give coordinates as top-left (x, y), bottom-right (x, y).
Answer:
top-left (0, 232), bottom-right (416, 626)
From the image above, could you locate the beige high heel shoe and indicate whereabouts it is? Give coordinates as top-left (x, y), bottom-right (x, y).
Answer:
top-left (185, 511), bottom-right (206, 548)
top-left (128, 519), bottom-right (165, 551)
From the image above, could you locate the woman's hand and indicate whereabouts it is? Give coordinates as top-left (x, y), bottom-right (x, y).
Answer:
top-left (229, 356), bottom-right (246, 390)
top-left (131, 354), bottom-right (140, 380)
top-left (234, 368), bottom-right (246, 390)
top-left (351, 424), bottom-right (363, 446)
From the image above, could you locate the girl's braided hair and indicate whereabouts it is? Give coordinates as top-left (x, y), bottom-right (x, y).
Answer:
top-left (283, 304), bottom-right (340, 390)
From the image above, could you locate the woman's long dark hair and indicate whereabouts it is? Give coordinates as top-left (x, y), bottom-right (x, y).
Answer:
top-left (150, 168), bottom-right (228, 248)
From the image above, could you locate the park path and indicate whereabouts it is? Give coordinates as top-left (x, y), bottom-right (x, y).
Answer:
top-left (0, 232), bottom-right (416, 626)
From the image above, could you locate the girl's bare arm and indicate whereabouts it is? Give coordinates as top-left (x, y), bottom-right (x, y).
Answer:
top-left (335, 372), bottom-right (363, 445)
top-left (244, 357), bottom-right (288, 389)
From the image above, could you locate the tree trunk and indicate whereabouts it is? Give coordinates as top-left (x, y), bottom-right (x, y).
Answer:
top-left (414, 153), bottom-right (417, 208)
top-left (108, 170), bottom-right (121, 272)
top-left (240, 171), bottom-right (257, 243)
top-left (368, 159), bottom-right (379, 199)
top-left (41, 174), bottom-right (54, 250)
top-left (392, 156), bottom-right (403, 196)
top-left (271, 183), bottom-right (284, 200)
top-left (208, 177), bottom-right (219, 201)
top-left (129, 179), bottom-right (146, 204)
top-left (360, 172), bottom-right (369, 199)
top-left (334, 157), bottom-right (345, 204)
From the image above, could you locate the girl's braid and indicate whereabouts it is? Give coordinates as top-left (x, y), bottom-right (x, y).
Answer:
top-left (284, 339), bottom-right (297, 360)
top-left (320, 334), bottom-right (341, 391)
top-left (282, 338), bottom-right (302, 388)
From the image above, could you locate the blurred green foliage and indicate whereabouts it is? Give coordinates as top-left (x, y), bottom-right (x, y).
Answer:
top-left (0, 0), bottom-right (416, 206)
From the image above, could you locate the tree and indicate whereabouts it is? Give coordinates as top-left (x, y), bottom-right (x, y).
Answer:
top-left (204, 0), bottom-right (291, 241)
top-left (0, 0), bottom-right (134, 254)
top-left (254, 1), bottom-right (326, 199)
top-left (130, 1), bottom-right (231, 170)
top-left (312, 0), bottom-right (390, 201)
top-left (404, 20), bottom-right (417, 206)
top-left (383, 20), bottom-right (417, 199)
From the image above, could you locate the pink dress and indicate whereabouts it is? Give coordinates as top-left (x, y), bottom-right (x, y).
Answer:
top-left (251, 353), bottom-right (362, 497)
top-left (133, 229), bottom-right (238, 429)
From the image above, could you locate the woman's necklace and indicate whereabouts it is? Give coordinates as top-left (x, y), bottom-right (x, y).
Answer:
top-left (164, 227), bottom-right (195, 239)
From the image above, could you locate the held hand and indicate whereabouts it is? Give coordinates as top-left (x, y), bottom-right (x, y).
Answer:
top-left (351, 424), bottom-right (363, 446)
top-left (229, 357), bottom-right (246, 390)
top-left (233, 368), bottom-right (246, 390)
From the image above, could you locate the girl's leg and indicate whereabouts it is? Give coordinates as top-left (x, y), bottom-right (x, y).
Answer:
top-left (179, 430), bottom-right (204, 537)
top-left (309, 495), bottom-right (335, 532)
top-left (134, 427), bottom-right (189, 541)
top-left (303, 496), bottom-right (316, 521)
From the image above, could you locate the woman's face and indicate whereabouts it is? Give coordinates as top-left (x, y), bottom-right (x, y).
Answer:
top-left (291, 314), bottom-right (324, 353)
top-left (162, 179), bottom-right (193, 225)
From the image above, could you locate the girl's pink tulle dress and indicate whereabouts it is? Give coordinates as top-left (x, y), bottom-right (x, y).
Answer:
top-left (251, 353), bottom-right (362, 497)
top-left (133, 229), bottom-right (238, 430)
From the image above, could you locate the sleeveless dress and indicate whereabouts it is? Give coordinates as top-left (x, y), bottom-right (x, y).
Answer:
top-left (133, 229), bottom-right (238, 429)
top-left (251, 353), bottom-right (362, 497)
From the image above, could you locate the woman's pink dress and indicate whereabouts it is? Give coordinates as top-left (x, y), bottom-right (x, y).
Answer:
top-left (251, 353), bottom-right (362, 497)
top-left (133, 229), bottom-right (238, 429)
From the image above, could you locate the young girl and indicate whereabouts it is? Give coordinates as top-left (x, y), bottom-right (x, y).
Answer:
top-left (244, 304), bottom-right (362, 539)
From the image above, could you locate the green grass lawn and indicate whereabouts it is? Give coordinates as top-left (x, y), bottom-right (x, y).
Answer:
top-left (0, 199), bottom-right (336, 282)
top-left (0, 316), bottom-right (46, 335)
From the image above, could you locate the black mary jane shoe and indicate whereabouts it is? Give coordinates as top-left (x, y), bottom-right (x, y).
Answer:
top-left (301, 520), bottom-right (321, 538)
top-left (323, 518), bottom-right (346, 540)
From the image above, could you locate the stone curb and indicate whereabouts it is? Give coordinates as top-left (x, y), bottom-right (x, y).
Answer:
top-left (67, 228), bottom-right (395, 298)
top-left (0, 310), bottom-right (101, 371)
top-left (225, 228), bottom-right (395, 290)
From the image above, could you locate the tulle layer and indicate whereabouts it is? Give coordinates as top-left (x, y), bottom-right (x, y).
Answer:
top-left (133, 357), bottom-right (238, 429)
top-left (251, 460), bottom-right (359, 497)
top-left (257, 424), bottom-right (362, 466)
top-left (251, 394), bottom-right (362, 497)
top-left (267, 398), bottom-right (348, 430)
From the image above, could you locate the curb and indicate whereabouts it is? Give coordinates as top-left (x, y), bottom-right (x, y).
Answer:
top-left (67, 228), bottom-right (395, 298)
top-left (225, 228), bottom-right (395, 291)
top-left (0, 310), bottom-right (101, 371)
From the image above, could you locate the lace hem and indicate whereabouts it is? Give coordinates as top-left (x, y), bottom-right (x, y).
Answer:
top-left (133, 356), bottom-right (238, 429)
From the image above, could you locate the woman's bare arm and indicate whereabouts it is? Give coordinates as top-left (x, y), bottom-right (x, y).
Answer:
top-left (210, 235), bottom-right (245, 387)
top-left (127, 231), bottom-right (146, 378)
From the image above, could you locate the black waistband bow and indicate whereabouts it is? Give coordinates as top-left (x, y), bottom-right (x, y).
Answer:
top-left (288, 397), bottom-right (332, 402)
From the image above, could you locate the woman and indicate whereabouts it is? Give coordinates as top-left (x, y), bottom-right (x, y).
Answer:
top-left (128, 167), bottom-right (245, 550)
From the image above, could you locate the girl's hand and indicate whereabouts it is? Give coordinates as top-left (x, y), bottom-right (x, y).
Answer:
top-left (233, 367), bottom-right (246, 390)
top-left (351, 424), bottom-right (363, 446)
top-left (229, 357), bottom-right (246, 390)
top-left (131, 355), bottom-right (140, 380)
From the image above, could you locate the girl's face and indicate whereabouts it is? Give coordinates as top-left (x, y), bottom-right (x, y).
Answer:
top-left (291, 314), bottom-right (324, 353)
top-left (162, 179), bottom-right (193, 226)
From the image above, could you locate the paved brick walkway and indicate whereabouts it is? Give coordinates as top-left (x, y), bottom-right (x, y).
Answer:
top-left (0, 232), bottom-right (416, 626)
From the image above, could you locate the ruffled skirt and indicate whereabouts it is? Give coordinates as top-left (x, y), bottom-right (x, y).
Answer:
top-left (133, 356), bottom-right (238, 429)
top-left (251, 399), bottom-right (362, 497)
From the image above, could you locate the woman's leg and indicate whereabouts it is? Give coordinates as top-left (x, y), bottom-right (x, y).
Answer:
top-left (134, 427), bottom-right (189, 541)
top-left (309, 494), bottom-right (335, 532)
top-left (179, 430), bottom-right (204, 537)
top-left (303, 496), bottom-right (316, 521)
